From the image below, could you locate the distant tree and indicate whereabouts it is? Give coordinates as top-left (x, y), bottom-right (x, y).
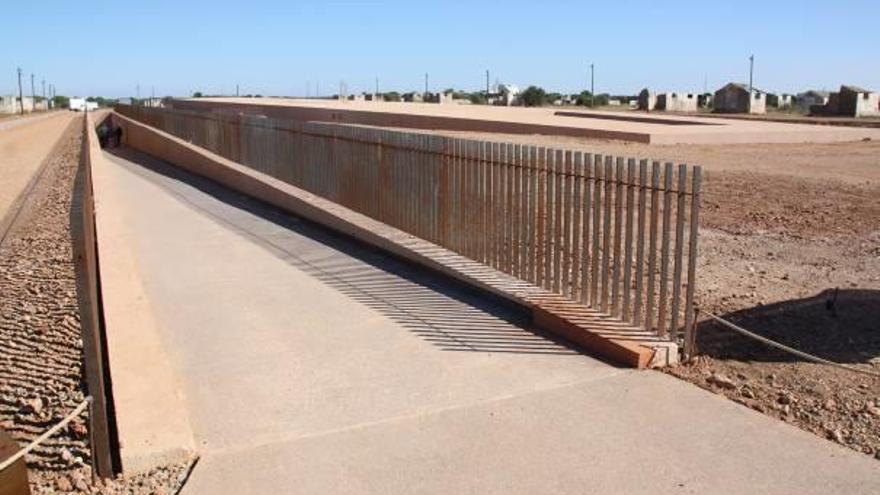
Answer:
top-left (593, 93), bottom-right (610, 106)
top-left (383, 91), bottom-right (401, 102)
top-left (52, 95), bottom-right (70, 109)
top-left (546, 92), bottom-right (563, 104)
top-left (468, 92), bottom-right (488, 105)
top-left (192, 91), bottom-right (203, 98)
top-left (519, 86), bottom-right (547, 107)
top-left (575, 91), bottom-right (593, 106)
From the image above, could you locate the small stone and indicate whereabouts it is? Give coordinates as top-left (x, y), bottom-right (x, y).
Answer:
top-left (60, 448), bottom-right (74, 464)
top-left (707, 373), bottom-right (736, 390)
top-left (56, 477), bottom-right (73, 492)
top-left (70, 420), bottom-right (88, 439)
top-left (864, 405), bottom-right (880, 417)
top-left (24, 397), bottom-right (44, 414)
top-left (778, 393), bottom-right (794, 405)
top-left (740, 387), bottom-right (756, 399)
top-left (828, 429), bottom-right (845, 444)
top-left (823, 399), bottom-right (837, 410)
top-left (74, 477), bottom-right (90, 492)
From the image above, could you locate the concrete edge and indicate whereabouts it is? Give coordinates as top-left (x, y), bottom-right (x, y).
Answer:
top-left (110, 111), bottom-right (663, 368)
top-left (85, 112), bottom-right (196, 474)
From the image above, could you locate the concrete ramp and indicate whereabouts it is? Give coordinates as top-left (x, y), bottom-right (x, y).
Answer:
top-left (93, 146), bottom-right (879, 493)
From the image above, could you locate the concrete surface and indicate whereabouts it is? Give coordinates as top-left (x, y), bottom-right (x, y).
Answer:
top-left (90, 138), bottom-right (195, 473)
top-left (173, 97), bottom-right (880, 144)
top-left (95, 146), bottom-right (879, 493)
top-left (0, 111), bottom-right (75, 224)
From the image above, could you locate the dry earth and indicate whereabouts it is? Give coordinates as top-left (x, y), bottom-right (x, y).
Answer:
top-left (0, 119), bottom-right (192, 493)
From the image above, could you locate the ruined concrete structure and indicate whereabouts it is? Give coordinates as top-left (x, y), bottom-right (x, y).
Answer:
top-left (806, 86), bottom-right (879, 117)
top-left (638, 89), bottom-right (697, 112)
top-left (0, 95), bottom-right (49, 114)
top-left (838, 85), bottom-right (879, 117)
top-left (713, 83), bottom-right (766, 114)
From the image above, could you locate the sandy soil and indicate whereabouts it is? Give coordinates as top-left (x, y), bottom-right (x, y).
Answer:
top-left (0, 112), bottom-right (76, 221)
top-left (0, 120), bottom-right (191, 494)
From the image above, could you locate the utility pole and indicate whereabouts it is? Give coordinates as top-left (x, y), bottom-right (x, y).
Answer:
top-left (589, 63), bottom-right (595, 108)
top-left (236, 83), bottom-right (240, 97)
top-left (17, 68), bottom-right (24, 115)
top-left (375, 76), bottom-right (379, 98)
top-left (748, 54), bottom-right (755, 112)
top-left (485, 70), bottom-right (490, 104)
top-left (41, 79), bottom-right (46, 111)
top-left (30, 73), bottom-right (36, 112)
top-left (424, 72), bottom-right (428, 98)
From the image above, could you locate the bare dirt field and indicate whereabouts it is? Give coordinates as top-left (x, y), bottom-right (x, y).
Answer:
top-left (0, 119), bottom-right (191, 494)
top-left (419, 129), bottom-right (880, 459)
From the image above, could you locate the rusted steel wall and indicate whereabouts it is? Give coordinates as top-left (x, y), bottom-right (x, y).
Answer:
top-left (116, 105), bottom-right (701, 348)
top-left (72, 112), bottom-right (117, 477)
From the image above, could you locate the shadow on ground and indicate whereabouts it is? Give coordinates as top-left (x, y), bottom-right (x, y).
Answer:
top-left (105, 146), bottom-right (585, 357)
top-left (695, 289), bottom-right (880, 365)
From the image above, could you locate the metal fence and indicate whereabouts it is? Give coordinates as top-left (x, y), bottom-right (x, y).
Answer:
top-left (116, 105), bottom-right (701, 348)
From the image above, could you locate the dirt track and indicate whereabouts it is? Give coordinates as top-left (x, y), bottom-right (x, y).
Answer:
top-left (0, 112), bottom-right (76, 224)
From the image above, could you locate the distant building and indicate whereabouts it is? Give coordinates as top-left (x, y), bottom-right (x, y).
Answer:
top-left (838, 85), bottom-right (879, 117)
top-left (657, 92), bottom-right (697, 112)
top-left (494, 84), bottom-right (520, 106)
top-left (638, 89), bottom-right (697, 112)
top-left (796, 90), bottom-right (829, 113)
top-left (141, 97), bottom-right (164, 108)
top-left (766, 93), bottom-right (792, 109)
top-left (402, 92), bottom-right (423, 103)
top-left (0, 95), bottom-right (48, 114)
top-left (713, 83), bottom-right (766, 114)
top-left (697, 93), bottom-right (713, 109)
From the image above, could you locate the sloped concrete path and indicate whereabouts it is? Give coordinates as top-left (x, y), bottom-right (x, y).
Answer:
top-left (99, 147), bottom-right (880, 494)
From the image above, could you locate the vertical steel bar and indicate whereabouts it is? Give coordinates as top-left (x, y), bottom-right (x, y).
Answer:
top-left (657, 162), bottom-right (674, 338)
top-left (526, 146), bottom-right (538, 284)
top-left (535, 147), bottom-right (547, 288)
top-left (645, 162), bottom-right (661, 332)
top-left (611, 157), bottom-right (624, 316)
top-left (622, 158), bottom-right (636, 322)
top-left (570, 152), bottom-right (583, 302)
top-left (589, 154), bottom-right (602, 307)
top-left (601, 156), bottom-right (613, 312)
top-left (670, 164), bottom-right (688, 340)
top-left (683, 167), bottom-right (702, 358)
top-left (552, 149), bottom-right (564, 294)
top-left (560, 150), bottom-right (573, 299)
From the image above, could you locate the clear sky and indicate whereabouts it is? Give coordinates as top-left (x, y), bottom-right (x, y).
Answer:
top-left (2, 0), bottom-right (878, 98)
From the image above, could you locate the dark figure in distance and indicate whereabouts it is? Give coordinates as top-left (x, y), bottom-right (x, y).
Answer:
top-left (113, 126), bottom-right (123, 147)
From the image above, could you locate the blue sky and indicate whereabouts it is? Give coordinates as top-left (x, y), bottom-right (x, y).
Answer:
top-left (2, 0), bottom-right (878, 98)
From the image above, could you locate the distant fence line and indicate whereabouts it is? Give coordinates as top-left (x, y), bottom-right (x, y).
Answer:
top-left (116, 105), bottom-right (701, 347)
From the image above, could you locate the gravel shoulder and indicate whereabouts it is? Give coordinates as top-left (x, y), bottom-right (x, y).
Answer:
top-left (0, 118), bottom-right (193, 493)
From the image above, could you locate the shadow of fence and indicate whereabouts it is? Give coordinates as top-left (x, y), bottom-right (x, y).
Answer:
top-left (106, 147), bottom-right (581, 357)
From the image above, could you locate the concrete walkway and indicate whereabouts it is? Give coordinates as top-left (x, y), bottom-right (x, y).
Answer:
top-left (99, 147), bottom-right (880, 494)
